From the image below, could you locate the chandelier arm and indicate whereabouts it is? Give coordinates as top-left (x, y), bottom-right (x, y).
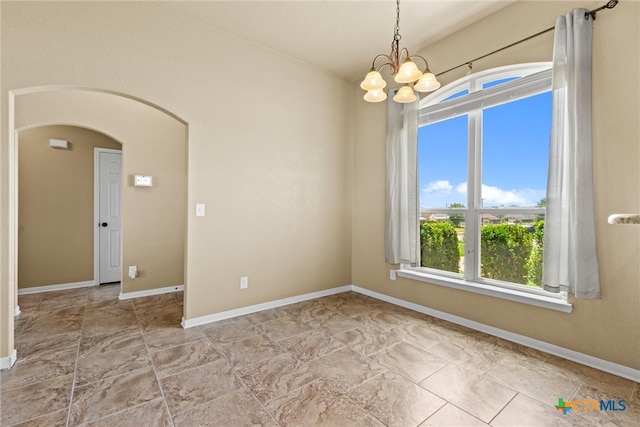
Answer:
top-left (371, 55), bottom-right (397, 76)
top-left (376, 62), bottom-right (395, 74)
top-left (398, 47), bottom-right (411, 64)
top-left (408, 55), bottom-right (431, 71)
top-left (371, 53), bottom-right (392, 70)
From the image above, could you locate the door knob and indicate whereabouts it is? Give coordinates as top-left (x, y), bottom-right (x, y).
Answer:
top-left (101, 222), bottom-right (108, 227)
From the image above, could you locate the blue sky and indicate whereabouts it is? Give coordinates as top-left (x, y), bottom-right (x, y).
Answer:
top-left (418, 91), bottom-right (552, 209)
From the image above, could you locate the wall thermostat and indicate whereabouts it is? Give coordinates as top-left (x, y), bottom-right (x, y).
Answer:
top-left (134, 175), bottom-right (153, 187)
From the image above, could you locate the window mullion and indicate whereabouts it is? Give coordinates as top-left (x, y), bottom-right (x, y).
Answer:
top-left (465, 109), bottom-right (481, 281)
top-left (473, 109), bottom-right (483, 281)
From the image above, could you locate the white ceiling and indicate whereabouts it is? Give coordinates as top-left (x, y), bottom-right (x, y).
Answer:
top-left (158, 1), bottom-right (514, 82)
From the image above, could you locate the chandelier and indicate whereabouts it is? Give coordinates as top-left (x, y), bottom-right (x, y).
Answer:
top-left (360, 0), bottom-right (441, 103)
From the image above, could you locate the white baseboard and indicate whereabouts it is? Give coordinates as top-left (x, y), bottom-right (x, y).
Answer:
top-left (119, 284), bottom-right (184, 300)
top-left (0, 349), bottom-right (17, 370)
top-left (352, 285), bottom-right (640, 383)
top-left (181, 285), bottom-right (352, 328)
top-left (17, 280), bottom-right (95, 295)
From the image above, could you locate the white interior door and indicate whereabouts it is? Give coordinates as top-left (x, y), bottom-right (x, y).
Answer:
top-left (98, 150), bottom-right (122, 284)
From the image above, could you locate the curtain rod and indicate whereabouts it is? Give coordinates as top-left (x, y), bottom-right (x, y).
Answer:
top-left (436, 0), bottom-right (619, 78)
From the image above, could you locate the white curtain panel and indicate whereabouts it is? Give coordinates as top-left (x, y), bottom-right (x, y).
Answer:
top-left (543, 9), bottom-right (601, 298)
top-left (385, 96), bottom-right (420, 265)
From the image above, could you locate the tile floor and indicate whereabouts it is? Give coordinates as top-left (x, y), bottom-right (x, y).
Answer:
top-left (1, 285), bottom-right (638, 426)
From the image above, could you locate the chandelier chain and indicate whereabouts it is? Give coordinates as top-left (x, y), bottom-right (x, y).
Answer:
top-left (394, 0), bottom-right (401, 40)
top-left (390, 0), bottom-right (401, 73)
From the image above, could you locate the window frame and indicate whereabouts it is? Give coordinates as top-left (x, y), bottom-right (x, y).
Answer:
top-left (401, 63), bottom-right (572, 312)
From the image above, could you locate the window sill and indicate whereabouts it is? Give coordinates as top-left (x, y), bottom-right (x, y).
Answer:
top-left (396, 268), bottom-right (573, 313)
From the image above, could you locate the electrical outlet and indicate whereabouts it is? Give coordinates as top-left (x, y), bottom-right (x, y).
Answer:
top-left (389, 270), bottom-right (397, 281)
top-left (128, 266), bottom-right (138, 279)
top-left (240, 276), bottom-right (248, 289)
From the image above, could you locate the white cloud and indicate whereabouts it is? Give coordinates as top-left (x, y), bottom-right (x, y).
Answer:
top-left (454, 182), bottom-right (544, 207)
top-left (481, 184), bottom-right (527, 205)
top-left (423, 180), bottom-right (453, 194)
top-left (422, 180), bottom-right (545, 208)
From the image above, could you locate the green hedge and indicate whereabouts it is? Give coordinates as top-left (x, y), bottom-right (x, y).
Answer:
top-left (421, 220), bottom-right (545, 287)
top-left (525, 220), bottom-right (544, 287)
top-left (481, 224), bottom-right (532, 284)
top-left (421, 221), bottom-right (460, 273)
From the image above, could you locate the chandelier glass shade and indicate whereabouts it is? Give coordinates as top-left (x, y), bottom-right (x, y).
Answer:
top-left (360, 0), bottom-right (441, 103)
top-left (392, 85), bottom-right (417, 103)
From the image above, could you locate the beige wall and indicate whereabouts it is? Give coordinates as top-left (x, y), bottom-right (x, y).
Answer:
top-left (0, 1), bottom-right (352, 361)
top-left (18, 125), bottom-right (121, 288)
top-left (353, 1), bottom-right (640, 370)
top-left (13, 89), bottom-right (187, 296)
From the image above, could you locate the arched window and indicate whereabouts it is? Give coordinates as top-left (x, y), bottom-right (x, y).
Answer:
top-left (412, 63), bottom-right (558, 297)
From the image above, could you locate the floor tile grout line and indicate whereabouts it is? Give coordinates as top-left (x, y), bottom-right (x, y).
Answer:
top-left (569, 380), bottom-right (584, 401)
top-left (147, 336), bottom-right (212, 357)
top-left (230, 366), bottom-right (284, 427)
top-left (540, 358), bottom-right (639, 400)
top-left (329, 380), bottom-right (392, 427)
top-left (422, 401), bottom-right (481, 426)
top-left (132, 298), bottom-right (177, 427)
top-left (70, 364), bottom-right (154, 392)
top-left (535, 355), bottom-right (597, 383)
top-left (282, 333), bottom-right (351, 364)
top-left (71, 397), bottom-right (166, 426)
top-left (496, 383), bottom-right (575, 414)
top-left (417, 360), bottom-right (452, 385)
top-left (259, 376), bottom-right (354, 426)
top-left (154, 350), bottom-right (228, 381)
top-left (420, 374), bottom-right (516, 426)
top-left (74, 336), bottom-right (147, 362)
top-left (249, 355), bottom-right (336, 407)
top-left (487, 390), bottom-right (520, 425)
top-left (64, 288), bottom-right (89, 427)
top-left (414, 400), bottom-right (448, 427)
top-left (407, 368), bottom-right (464, 414)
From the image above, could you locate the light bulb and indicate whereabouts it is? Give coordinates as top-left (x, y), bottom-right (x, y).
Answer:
top-left (394, 60), bottom-right (422, 84)
top-left (360, 70), bottom-right (387, 91)
top-left (393, 85), bottom-right (417, 103)
top-left (364, 89), bottom-right (387, 103)
top-left (414, 72), bottom-right (441, 92)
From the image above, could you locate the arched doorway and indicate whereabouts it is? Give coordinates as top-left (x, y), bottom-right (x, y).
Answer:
top-left (1, 87), bottom-right (188, 368)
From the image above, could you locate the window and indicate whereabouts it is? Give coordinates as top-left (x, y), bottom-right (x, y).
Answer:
top-left (404, 63), bottom-right (567, 305)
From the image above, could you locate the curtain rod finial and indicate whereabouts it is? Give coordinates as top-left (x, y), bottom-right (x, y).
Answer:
top-left (586, 0), bottom-right (619, 20)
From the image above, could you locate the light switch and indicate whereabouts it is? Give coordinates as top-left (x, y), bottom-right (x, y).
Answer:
top-left (195, 203), bottom-right (205, 217)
